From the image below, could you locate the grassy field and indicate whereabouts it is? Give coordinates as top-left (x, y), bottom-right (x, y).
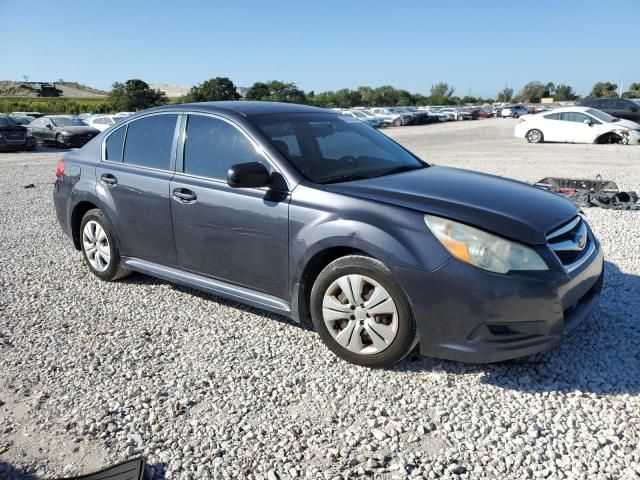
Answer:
top-left (0, 97), bottom-right (111, 114)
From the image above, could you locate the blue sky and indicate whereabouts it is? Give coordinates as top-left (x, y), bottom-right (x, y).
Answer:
top-left (1, 0), bottom-right (638, 97)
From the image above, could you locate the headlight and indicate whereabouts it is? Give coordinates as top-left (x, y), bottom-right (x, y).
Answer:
top-left (424, 215), bottom-right (548, 274)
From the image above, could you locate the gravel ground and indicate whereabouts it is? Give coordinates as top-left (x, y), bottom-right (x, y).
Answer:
top-left (0, 120), bottom-right (639, 480)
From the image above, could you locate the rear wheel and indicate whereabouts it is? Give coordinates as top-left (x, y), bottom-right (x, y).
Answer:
top-left (310, 255), bottom-right (417, 368)
top-left (80, 209), bottom-right (130, 281)
top-left (526, 129), bottom-right (544, 144)
top-left (55, 133), bottom-right (66, 148)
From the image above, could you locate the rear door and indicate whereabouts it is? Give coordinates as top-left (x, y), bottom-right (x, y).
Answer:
top-left (169, 113), bottom-right (290, 298)
top-left (96, 113), bottom-right (180, 266)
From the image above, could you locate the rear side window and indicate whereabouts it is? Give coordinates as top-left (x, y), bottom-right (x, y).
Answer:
top-left (105, 126), bottom-right (126, 162)
top-left (183, 115), bottom-right (269, 180)
top-left (561, 112), bottom-right (589, 123)
top-left (544, 113), bottom-right (561, 120)
top-left (123, 114), bottom-right (178, 170)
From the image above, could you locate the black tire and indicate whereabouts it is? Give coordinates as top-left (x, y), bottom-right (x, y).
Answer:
top-left (80, 209), bottom-right (130, 281)
top-left (513, 113), bottom-right (519, 119)
top-left (310, 255), bottom-right (417, 368)
top-left (526, 129), bottom-right (544, 144)
top-left (55, 133), bottom-right (66, 148)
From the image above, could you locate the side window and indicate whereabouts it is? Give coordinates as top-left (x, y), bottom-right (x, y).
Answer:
top-left (544, 113), bottom-right (561, 120)
top-left (105, 126), bottom-right (126, 162)
top-left (183, 115), bottom-right (269, 180)
top-left (32, 118), bottom-right (44, 127)
top-left (122, 114), bottom-right (177, 170)
top-left (613, 100), bottom-right (629, 110)
top-left (561, 112), bottom-right (589, 123)
top-left (598, 99), bottom-right (612, 109)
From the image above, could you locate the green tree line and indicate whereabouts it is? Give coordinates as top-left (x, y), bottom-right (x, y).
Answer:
top-left (2, 78), bottom-right (638, 115)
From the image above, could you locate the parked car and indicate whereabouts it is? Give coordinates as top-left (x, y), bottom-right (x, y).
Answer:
top-left (501, 105), bottom-right (529, 118)
top-left (343, 110), bottom-right (383, 128)
top-left (54, 102), bottom-right (603, 368)
top-left (10, 111), bottom-right (44, 118)
top-left (577, 98), bottom-right (640, 124)
top-left (440, 108), bottom-right (471, 121)
top-left (9, 115), bottom-right (35, 125)
top-left (0, 114), bottom-right (36, 151)
top-left (397, 107), bottom-right (439, 124)
top-left (356, 109), bottom-right (387, 126)
top-left (423, 107), bottom-right (449, 122)
top-left (85, 115), bottom-right (125, 132)
top-left (369, 108), bottom-right (412, 126)
top-left (514, 106), bottom-right (640, 144)
top-left (27, 115), bottom-right (100, 148)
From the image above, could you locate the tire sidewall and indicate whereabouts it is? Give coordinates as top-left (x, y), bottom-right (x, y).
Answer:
top-left (310, 256), bottom-right (416, 368)
top-left (80, 209), bottom-right (121, 281)
top-left (527, 129), bottom-right (543, 143)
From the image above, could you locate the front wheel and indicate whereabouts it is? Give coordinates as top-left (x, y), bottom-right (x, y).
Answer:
top-left (55, 133), bottom-right (67, 148)
top-left (310, 255), bottom-right (417, 368)
top-left (393, 118), bottom-right (402, 127)
top-left (80, 209), bottom-right (130, 281)
top-left (526, 129), bottom-right (544, 144)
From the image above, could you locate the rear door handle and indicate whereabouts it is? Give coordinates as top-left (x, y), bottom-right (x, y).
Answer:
top-left (173, 188), bottom-right (197, 203)
top-left (101, 173), bottom-right (117, 185)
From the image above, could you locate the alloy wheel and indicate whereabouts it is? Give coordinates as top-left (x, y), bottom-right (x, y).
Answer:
top-left (322, 274), bottom-right (398, 355)
top-left (527, 130), bottom-right (542, 143)
top-left (82, 220), bottom-right (111, 272)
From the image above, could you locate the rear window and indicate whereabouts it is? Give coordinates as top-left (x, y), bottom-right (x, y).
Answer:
top-left (123, 114), bottom-right (177, 170)
top-left (105, 126), bottom-right (126, 162)
top-left (0, 116), bottom-right (16, 127)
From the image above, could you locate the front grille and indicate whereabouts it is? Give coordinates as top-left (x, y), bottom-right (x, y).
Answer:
top-left (546, 216), bottom-right (594, 272)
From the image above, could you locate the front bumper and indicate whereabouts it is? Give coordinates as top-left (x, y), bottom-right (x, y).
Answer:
top-left (393, 242), bottom-right (604, 363)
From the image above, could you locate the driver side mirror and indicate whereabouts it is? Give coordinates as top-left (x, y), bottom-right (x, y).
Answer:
top-left (227, 162), bottom-right (270, 188)
top-left (583, 119), bottom-right (593, 126)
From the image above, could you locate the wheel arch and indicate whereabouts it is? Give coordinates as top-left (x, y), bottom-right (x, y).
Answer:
top-left (70, 201), bottom-right (99, 250)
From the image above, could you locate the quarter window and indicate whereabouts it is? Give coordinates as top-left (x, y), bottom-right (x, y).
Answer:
top-left (183, 115), bottom-right (269, 180)
top-left (105, 126), bottom-right (126, 162)
top-left (561, 112), bottom-right (589, 123)
top-left (122, 114), bottom-right (178, 170)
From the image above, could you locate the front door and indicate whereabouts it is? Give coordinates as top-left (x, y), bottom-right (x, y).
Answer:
top-left (170, 113), bottom-right (290, 299)
top-left (96, 113), bottom-right (180, 266)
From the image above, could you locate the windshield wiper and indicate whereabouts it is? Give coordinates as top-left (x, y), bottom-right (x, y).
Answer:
top-left (317, 174), bottom-right (372, 184)
top-left (372, 164), bottom-right (426, 178)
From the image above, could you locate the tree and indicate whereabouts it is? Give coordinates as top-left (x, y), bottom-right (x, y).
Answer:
top-left (108, 79), bottom-right (167, 111)
top-left (245, 81), bottom-right (306, 103)
top-left (496, 87), bottom-right (513, 103)
top-left (590, 82), bottom-right (618, 98)
top-left (430, 82), bottom-right (455, 97)
top-left (554, 84), bottom-right (578, 101)
top-left (517, 81), bottom-right (551, 103)
top-left (185, 77), bottom-right (240, 102)
top-left (621, 82), bottom-right (640, 98)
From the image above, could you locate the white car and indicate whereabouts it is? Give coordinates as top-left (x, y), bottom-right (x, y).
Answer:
top-left (501, 105), bottom-right (529, 118)
top-left (439, 108), bottom-right (471, 121)
top-left (342, 110), bottom-right (383, 128)
top-left (84, 115), bottom-right (124, 132)
top-left (369, 108), bottom-right (412, 126)
top-left (514, 106), bottom-right (640, 145)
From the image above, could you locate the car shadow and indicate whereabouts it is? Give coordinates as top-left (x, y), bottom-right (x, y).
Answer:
top-left (118, 272), bottom-right (314, 332)
top-left (0, 461), bottom-right (39, 479)
top-left (395, 260), bottom-right (640, 395)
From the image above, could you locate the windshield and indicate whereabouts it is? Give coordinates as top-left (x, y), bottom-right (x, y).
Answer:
top-left (586, 108), bottom-right (618, 123)
top-left (349, 111), bottom-right (366, 118)
top-left (0, 116), bottom-right (17, 127)
top-left (51, 117), bottom-right (86, 127)
top-left (250, 112), bottom-right (427, 184)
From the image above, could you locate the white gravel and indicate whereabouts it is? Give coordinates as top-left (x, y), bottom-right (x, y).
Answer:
top-left (0, 121), bottom-right (639, 480)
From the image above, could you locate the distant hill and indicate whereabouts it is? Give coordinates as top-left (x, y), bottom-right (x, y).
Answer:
top-left (0, 81), bottom-right (107, 97)
top-left (150, 83), bottom-right (189, 98)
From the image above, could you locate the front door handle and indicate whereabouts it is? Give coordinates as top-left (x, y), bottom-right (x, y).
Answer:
top-left (173, 188), bottom-right (197, 203)
top-left (101, 173), bottom-right (118, 185)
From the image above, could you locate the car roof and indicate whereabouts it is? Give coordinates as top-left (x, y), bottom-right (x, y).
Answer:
top-left (145, 101), bottom-right (329, 117)
top-left (549, 106), bottom-right (591, 113)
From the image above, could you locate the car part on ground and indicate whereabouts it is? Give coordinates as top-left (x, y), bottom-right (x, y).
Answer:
top-left (535, 176), bottom-right (639, 210)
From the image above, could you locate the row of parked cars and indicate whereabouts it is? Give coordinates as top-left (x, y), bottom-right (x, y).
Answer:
top-left (0, 111), bottom-right (135, 150)
top-left (339, 105), bottom-right (500, 128)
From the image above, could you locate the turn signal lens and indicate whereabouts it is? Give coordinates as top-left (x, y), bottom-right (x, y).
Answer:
top-left (55, 159), bottom-right (65, 178)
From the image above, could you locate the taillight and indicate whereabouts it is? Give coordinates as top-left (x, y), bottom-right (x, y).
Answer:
top-left (55, 158), bottom-right (65, 178)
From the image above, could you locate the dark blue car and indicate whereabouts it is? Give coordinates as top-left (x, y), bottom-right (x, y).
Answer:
top-left (53, 102), bottom-right (604, 367)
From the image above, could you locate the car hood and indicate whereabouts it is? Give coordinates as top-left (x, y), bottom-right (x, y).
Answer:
top-left (55, 126), bottom-right (100, 134)
top-left (612, 118), bottom-right (640, 129)
top-left (324, 165), bottom-right (577, 244)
